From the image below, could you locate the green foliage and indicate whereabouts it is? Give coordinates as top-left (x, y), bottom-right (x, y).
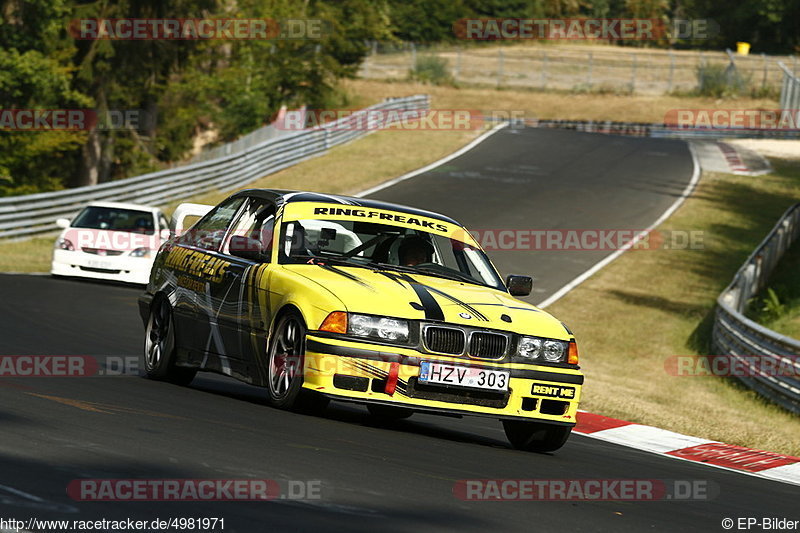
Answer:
top-left (409, 55), bottom-right (454, 86)
top-left (760, 287), bottom-right (787, 320)
top-left (0, 47), bottom-right (89, 195)
top-left (695, 62), bottom-right (749, 98)
top-left (0, 0), bottom-right (389, 196)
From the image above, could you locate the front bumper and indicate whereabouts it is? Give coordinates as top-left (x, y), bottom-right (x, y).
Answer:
top-left (51, 249), bottom-right (153, 285)
top-left (303, 334), bottom-right (582, 425)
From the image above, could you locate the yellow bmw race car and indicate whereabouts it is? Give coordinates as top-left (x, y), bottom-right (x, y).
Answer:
top-left (138, 190), bottom-right (583, 452)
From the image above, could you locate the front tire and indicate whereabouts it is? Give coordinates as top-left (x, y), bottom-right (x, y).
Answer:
top-left (266, 312), bottom-right (327, 413)
top-left (144, 299), bottom-right (196, 386)
top-left (502, 420), bottom-right (572, 453)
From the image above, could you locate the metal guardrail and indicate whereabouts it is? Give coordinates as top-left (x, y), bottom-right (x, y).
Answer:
top-left (0, 95), bottom-right (430, 240)
top-left (527, 118), bottom-right (800, 140)
top-left (712, 203), bottom-right (800, 414)
top-left (779, 62), bottom-right (800, 111)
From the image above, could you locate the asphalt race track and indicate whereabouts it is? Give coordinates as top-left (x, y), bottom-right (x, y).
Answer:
top-left (0, 128), bottom-right (795, 532)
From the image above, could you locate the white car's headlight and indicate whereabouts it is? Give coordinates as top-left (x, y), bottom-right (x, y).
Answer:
top-left (348, 313), bottom-right (409, 343)
top-left (130, 247), bottom-right (151, 258)
top-left (56, 238), bottom-right (74, 251)
top-left (516, 336), bottom-right (568, 363)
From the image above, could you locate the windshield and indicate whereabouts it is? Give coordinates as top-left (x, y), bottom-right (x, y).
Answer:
top-left (72, 206), bottom-right (155, 235)
top-left (279, 218), bottom-right (504, 290)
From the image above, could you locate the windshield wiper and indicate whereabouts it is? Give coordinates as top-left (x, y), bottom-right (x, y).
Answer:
top-left (363, 261), bottom-right (418, 274)
top-left (295, 255), bottom-right (487, 287)
top-left (413, 265), bottom-right (479, 285)
top-left (367, 261), bottom-right (481, 285)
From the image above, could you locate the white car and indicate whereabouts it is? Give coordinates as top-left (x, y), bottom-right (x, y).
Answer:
top-left (51, 201), bottom-right (170, 284)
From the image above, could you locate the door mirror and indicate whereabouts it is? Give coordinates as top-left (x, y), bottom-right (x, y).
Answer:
top-left (229, 235), bottom-right (265, 262)
top-left (506, 275), bottom-right (533, 297)
top-left (55, 218), bottom-right (71, 229)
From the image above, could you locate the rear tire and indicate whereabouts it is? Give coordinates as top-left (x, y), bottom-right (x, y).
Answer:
top-left (502, 420), bottom-right (572, 453)
top-left (144, 299), bottom-right (196, 386)
top-left (367, 404), bottom-right (413, 420)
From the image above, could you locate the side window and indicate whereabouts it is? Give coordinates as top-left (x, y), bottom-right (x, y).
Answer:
top-left (224, 199), bottom-right (277, 261)
top-left (180, 197), bottom-right (245, 251)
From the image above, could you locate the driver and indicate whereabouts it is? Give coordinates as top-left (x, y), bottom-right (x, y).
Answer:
top-left (397, 236), bottom-right (434, 266)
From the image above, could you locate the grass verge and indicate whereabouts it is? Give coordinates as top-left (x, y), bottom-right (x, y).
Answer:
top-left (548, 157), bottom-right (800, 455)
top-left (342, 79), bottom-right (778, 123)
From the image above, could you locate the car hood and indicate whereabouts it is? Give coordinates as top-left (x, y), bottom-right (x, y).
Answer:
top-left (286, 264), bottom-right (570, 339)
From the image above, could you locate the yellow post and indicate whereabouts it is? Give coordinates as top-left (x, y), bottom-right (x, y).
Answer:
top-left (736, 42), bottom-right (751, 55)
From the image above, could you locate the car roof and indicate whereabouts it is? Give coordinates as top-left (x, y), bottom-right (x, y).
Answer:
top-left (232, 189), bottom-right (460, 226)
top-left (85, 201), bottom-right (162, 214)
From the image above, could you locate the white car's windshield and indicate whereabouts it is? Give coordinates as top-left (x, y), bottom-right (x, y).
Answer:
top-left (279, 218), bottom-right (504, 290)
top-left (72, 206), bottom-right (156, 235)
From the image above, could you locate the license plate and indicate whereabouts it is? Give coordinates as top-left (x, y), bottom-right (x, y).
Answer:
top-left (419, 361), bottom-right (509, 391)
top-left (87, 260), bottom-right (112, 269)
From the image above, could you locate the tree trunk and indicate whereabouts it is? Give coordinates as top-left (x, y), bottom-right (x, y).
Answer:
top-left (77, 127), bottom-right (101, 187)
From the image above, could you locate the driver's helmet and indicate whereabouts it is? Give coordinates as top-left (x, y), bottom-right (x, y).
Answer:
top-left (397, 235), bottom-right (434, 266)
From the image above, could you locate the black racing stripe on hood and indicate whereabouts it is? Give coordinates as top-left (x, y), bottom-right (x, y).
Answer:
top-left (407, 281), bottom-right (489, 321)
top-left (377, 270), bottom-right (445, 321)
top-left (318, 264), bottom-right (374, 291)
top-left (406, 281), bottom-right (445, 321)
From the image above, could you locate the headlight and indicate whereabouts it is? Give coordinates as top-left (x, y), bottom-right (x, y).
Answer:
top-left (516, 336), bottom-right (568, 363)
top-left (517, 336), bottom-right (542, 360)
top-left (56, 238), bottom-right (74, 251)
top-left (130, 247), bottom-right (151, 258)
top-left (348, 313), bottom-right (409, 343)
top-left (542, 340), bottom-right (567, 362)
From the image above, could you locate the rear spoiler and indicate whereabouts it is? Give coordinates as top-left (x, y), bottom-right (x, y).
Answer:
top-left (171, 203), bottom-right (213, 235)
